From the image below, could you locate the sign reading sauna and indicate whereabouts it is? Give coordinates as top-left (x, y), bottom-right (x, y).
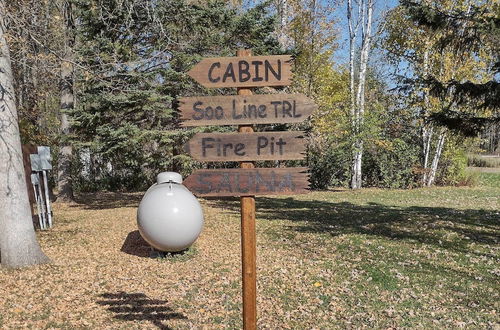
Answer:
top-left (183, 168), bottom-right (309, 196)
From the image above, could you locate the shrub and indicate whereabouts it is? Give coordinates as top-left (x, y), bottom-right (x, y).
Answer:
top-left (362, 138), bottom-right (420, 188)
top-left (436, 142), bottom-right (469, 186)
top-left (308, 137), bottom-right (351, 189)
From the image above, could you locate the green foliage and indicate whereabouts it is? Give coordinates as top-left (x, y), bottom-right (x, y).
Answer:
top-left (399, 0), bottom-right (500, 135)
top-left (11, 0), bottom-right (491, 193)
top-left (308, 137), bottom-right (351, 189)
top-left (435, 138), bottom-right (468, 186)
top-left (362, 138), bottom-right (420, 189)
top-left (71, 0), bottom-right (282, 191)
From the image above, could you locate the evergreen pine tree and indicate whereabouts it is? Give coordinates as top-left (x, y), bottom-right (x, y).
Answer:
top-left (401, 0), bottom-right (499, 136)
top-left (72, 0), bottom-right (282, 190)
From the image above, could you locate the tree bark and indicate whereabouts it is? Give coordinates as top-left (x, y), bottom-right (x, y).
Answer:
top-left (348, 0), bottom-right (359, 189)
top-left (0, 0), bottom-right (49, 267)
top-left (57, 0), bottom-right (75, 201)
top-left (422, 124), bottom-right (433, 183)
top-left (426, 129), bottom-right (446, 187)
top-left (421, 48), bottom-right (432, 184)
top-left (347, 0), bottom-right (357, 124)
top-left (276, 0), bottom-right (291, 49)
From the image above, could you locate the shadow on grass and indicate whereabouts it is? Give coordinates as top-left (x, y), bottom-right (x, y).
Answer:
top-left (120, 231), bottom-right (196, 260)
top-left (205, 196), bottom-right (499, 254)
top-left (121, 230), bottom-right (151, 258)
top-left (73, 192), bottom-right (142, 210)
top-left (96, 292), bottom-right (186, 329)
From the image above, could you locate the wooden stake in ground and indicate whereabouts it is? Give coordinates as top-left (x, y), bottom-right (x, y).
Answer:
top-left (237, 49), bottom-right (257, 330)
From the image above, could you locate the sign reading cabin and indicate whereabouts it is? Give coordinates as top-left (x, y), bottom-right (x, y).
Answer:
top-left (187, 55), bottom-right (292, 88)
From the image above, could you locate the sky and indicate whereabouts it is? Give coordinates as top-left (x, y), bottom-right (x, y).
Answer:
top-left (240, 0), bottom-right (402, 82)
top-left (332, 0), bottom-right (400, 65)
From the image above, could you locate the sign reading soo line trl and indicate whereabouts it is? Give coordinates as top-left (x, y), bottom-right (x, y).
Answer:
top-left (179, 94), bottom-right (317, 126)
top-left (180, 50), bottom-right (315, 330)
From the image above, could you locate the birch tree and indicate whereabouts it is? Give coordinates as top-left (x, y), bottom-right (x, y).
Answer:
top-left (382, 0), bottom-right (493, 186)
top-left (5, 0), bottom-right (61, 145)
top-left (347, 0), bottom-right (374, 189)
top-left (0, 0), bottom-right (49, 268)
top-left (275, 0), bottom-right (292, 49)
top-left (6, 0), bottom-right (80, 201)
top-left (421, 47), bottom-right (448, 187)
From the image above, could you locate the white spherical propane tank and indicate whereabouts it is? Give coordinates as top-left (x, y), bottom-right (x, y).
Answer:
top-left (137, 172), bottom-right (204, 252)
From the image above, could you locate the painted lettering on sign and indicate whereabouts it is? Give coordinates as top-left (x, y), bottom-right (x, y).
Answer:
top-left (207, 59), bottom-right (282, 84)
top-left (188, 55), bottom-right (292, 88)
top-left (185, 132), bottom-right (305, 161)
top-left (183, 168), bottom-right (309, 196)
top-left (179, 94), bottom-right (316, 126)
top-left (193, 99), bottom-right (299, 120)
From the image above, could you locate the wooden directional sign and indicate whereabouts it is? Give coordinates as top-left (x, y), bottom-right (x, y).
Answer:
top-left (183, 167), bottom-right (309, 197)
top-left (188, 55), bottom-right (292, 88)
top-left (185, 131), bottom-right (305, 162)
top-left (180, 49), bottom-right (312, 330)
top-left (179, 94), bottom-right (316, 127)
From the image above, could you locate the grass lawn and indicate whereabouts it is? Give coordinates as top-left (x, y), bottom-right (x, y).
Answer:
top-left (0, 172), bottom-right (498, 329)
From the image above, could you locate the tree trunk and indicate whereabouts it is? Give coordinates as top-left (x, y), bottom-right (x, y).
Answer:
top-left (426, 129), bottom-right (446, 187)
top-left (421, 48), bottom-right (432, 185)
top-left (276, 0), bottom-right (291, 49)
top-left (348, 0), bottom-right (358, 189)
top-left (347, 0), bottom-right (357, 124)
top-left (57, 0), bottom-right (75, 201)
top-left (422, 125), bottom-right (433, 184)
top-left (0, 1), bottom-right (50, 267)
top-left (348, 0), bottom-right (374, 189)
top-left (351, 140), bottom-right (363, 188)
top-left (307, 0), bottom-right (316, 97)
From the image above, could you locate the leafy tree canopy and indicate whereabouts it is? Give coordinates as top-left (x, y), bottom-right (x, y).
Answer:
top-left (400, 0), bottom-right (499, 136)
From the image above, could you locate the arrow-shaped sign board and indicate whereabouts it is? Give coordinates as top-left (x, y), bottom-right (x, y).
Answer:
top-left (185, 131), bottom-right (306, 162)
top-left (188, 55), bottom-right (292, 88)
top-left (179, 94), bottom-right (316, 127)
top-left (183, 167), bottom-right (309, 197)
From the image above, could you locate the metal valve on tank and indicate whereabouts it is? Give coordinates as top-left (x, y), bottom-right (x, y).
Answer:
top-left (137, 172), bottom-right (204, 252)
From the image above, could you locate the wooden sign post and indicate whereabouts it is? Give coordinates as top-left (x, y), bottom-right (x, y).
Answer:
top-left (236, 48), bottom-right (257, 330)
top-left (182, 49), bottom-right (314, 329)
